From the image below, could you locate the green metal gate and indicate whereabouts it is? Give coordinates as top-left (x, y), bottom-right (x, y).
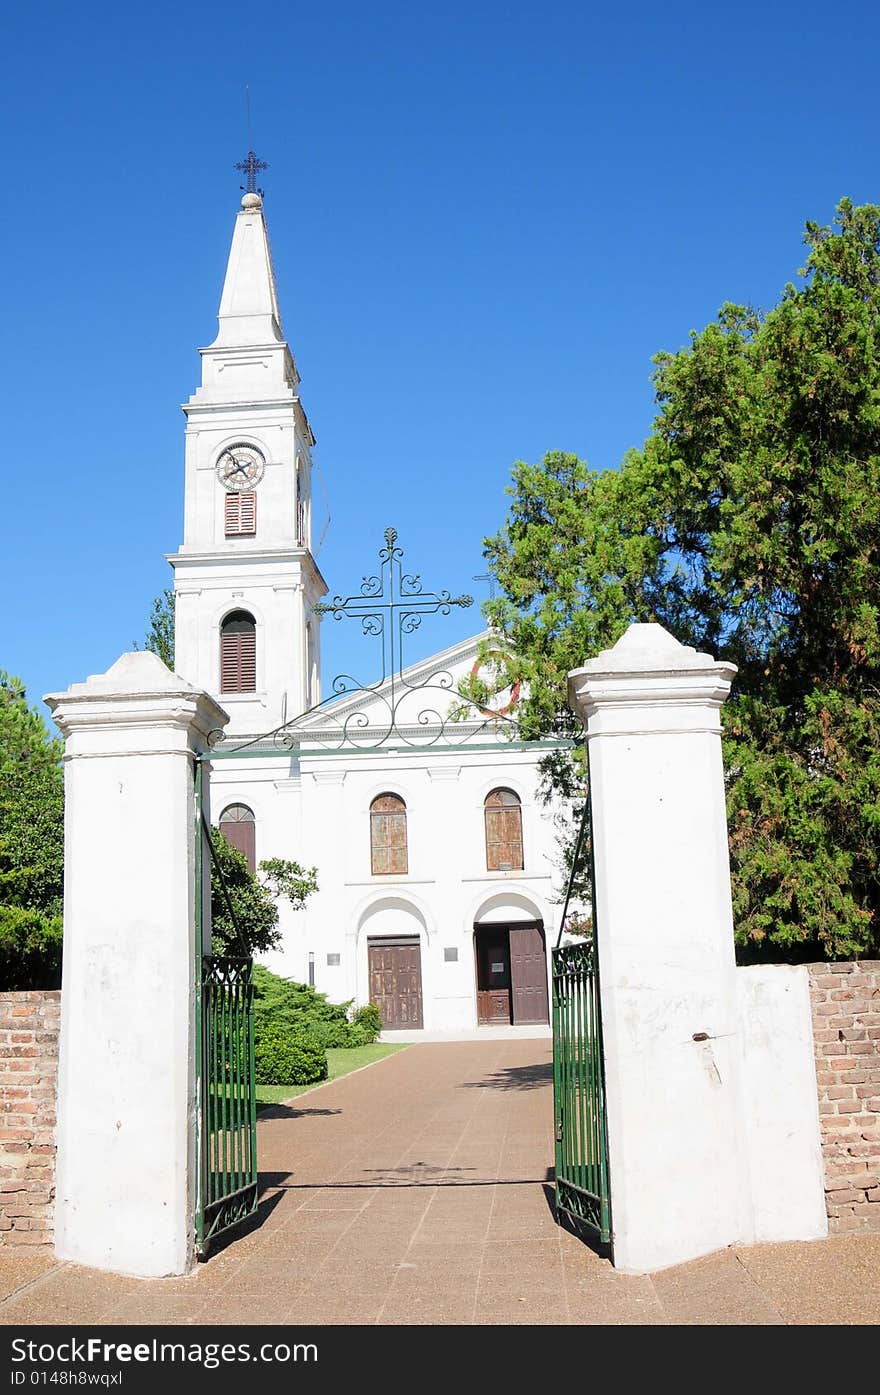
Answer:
top-left (552, 787), bottom-right (612, 1247)
top-left (197, 955), bottom-right (258, 1253)
top-left (194, 761), bottom-right (258, 1256)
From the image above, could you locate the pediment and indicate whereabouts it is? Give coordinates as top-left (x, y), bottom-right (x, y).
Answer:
top-left (288, 629), bottom-right (523, 750)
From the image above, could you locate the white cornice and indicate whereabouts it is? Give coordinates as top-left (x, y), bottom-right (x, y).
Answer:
top-left (166, 547), bottom-right (328, 593)
top-left (183, 396), bottom-right (298, 416)
top-left (197, 340), bottom-right (290, 358)
top-left (182, 397), bottom-right (316, 445)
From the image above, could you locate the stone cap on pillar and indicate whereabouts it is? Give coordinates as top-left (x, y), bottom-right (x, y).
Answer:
top-left (45, 651), bottom-right (229, 753)
top-left (568, 623), bottom-right (737, 737)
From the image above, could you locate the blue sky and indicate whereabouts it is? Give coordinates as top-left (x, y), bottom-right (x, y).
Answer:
top-left (5, 0), bottom-right (879, 722)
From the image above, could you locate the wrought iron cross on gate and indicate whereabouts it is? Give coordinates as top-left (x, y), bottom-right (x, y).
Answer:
top-left (212, 527), bottom-right (528, 755)
top-left (314, 527), bottom-right (473, 698)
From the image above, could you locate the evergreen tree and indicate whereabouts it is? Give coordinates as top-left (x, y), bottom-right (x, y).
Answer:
top-left (0, 673), bottom-right (64, 987)
top-left (485, 199), bottom-right (880, 960)
top-left (135, 589), bottom-right (175, 669)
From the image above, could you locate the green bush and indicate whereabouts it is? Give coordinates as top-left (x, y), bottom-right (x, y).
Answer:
top-left (351, 1003), bottom-right (382, 1042)
top-left (0, 905), bottom-right (63, 990)
top-left (343, 1023), bottom-right (370, 1047)
top-left (253, 964), bottom-right (350, 1034)
top-left (252, 968), bottom-right (384, 1051)
top-left (253, 1023), bottom-right (327, 1087)
top-left (277, 1014), bottom-right (374, 1049)
top-left (306, 1018), bottom-right (355, 1049)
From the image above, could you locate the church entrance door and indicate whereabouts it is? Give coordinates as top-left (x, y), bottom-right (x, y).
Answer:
top-left (509, 924), bottom-right (550, 1025)
top-left (475, 928), bottom-right (512, 1024)
top-left (368, 937), bottom-right (424, 1030)
top-left (475, 923), bottom-right (549, 1026)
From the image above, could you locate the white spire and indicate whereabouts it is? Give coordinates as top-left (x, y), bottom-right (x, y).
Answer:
top-left (194, 191), bottom-right (304, 405)
top-left (211, 193), bottom-right (284, 348)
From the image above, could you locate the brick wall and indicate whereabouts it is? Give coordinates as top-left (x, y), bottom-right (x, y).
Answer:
top-left (808, 963), bottom-right (880, 1234)
top-left (0, 992), bottom-right (60, 1246)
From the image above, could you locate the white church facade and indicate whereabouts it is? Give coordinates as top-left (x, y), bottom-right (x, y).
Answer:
top-left (168, 181), bottom-right (568, 1033)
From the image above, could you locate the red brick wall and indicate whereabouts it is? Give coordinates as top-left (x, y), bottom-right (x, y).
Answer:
top-left (808, 963), bottom-right (880, 1234)
top-left (0, 992), bottom-right (60, 1246)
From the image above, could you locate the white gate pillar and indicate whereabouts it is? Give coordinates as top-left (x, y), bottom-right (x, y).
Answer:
top-left (45, 652), bottom-right (228, 1278)
top-left (568, 624), bottom-right (751, 1272)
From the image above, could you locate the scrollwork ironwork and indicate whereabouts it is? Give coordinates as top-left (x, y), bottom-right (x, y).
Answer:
top-left (214, 528), bottom-right (527, 757)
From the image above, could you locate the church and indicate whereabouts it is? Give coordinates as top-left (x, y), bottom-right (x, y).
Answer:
top-left (167, 170), bottom-right (568, 1035)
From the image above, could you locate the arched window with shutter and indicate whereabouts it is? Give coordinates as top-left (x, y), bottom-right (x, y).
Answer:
top-left (484, 788), bottom-right (523, 872)
top-left (218, 803), bottom-right (256, 873)
top-left (370, 793), bottom-right (408, 875)
top-left (220, 610), bottom-right (256, 693)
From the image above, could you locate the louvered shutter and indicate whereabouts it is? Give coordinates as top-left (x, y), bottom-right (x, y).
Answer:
top-left (220, 613), bottom-right (257, 693)
top-left (225, 492), bottom-right (257, 536)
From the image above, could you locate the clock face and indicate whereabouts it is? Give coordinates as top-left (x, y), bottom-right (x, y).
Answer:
top-left (216, 443), bottom-right (265, 492)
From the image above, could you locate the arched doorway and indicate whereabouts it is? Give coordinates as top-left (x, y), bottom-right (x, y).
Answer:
top-left (473, 919), bottom-right (549, 1026)
top-left (357, 897), bottom-right (429, 1031)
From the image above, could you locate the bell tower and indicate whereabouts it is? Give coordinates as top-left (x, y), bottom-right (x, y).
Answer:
top-left (168, 169), bottom-right (326, 737)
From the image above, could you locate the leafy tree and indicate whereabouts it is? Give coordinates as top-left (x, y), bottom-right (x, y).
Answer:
top-left (0, 673), bottom-right (64, 987)
top-left (484, 198), bottom-right (880, 961)
top-left (258, 857), bottom-right (320, 912)
top-left (135, 589), bottom-right (175, 669)
top-left (209, 829), bottom-right (318, 957)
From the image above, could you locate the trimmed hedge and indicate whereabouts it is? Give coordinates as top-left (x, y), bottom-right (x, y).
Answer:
top-left (253, 1023), bottom-right (327, 1087)
top-left (250, 966), bottom-right (384, 1084)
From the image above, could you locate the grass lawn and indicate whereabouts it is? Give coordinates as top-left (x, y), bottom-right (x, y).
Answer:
top-left (256, 1043), bottom-right (408, 1108)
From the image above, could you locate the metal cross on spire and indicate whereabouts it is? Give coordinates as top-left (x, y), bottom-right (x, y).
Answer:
top-left (234, 149), bottom-right (269, 196)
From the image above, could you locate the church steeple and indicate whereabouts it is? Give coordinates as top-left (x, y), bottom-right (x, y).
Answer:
top-left (212, 192), bottom-right (284, 348)
top-left (193, 186), bottom-right (306, 407)
top-left (167, 175), bottom-right (327, 736)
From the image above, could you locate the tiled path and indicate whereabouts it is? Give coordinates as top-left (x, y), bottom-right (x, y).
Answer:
top-left (1, 1040), bottom-right (879, 1325)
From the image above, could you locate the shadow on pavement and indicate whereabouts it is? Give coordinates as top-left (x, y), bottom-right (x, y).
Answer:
top-left (201, 1186), bottom-right (286, 1261)
top-left (257, 1104), bottom-right (343, 1119)
top-left (459, 1062), bottom-right (553, 1091)
top-left (257, 1175), bottom-right (554, 1191)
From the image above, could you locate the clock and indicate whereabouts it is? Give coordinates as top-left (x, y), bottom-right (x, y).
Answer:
top-left (216, 443), bottom-right (265, 492)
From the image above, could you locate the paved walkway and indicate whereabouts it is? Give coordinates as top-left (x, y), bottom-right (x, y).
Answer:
top-left (1, 1041), bottom-right (879, 1326)
top-left (379, 1025), bottom-right (552, 1043)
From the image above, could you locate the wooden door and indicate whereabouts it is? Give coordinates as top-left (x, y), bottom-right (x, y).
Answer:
top-left (509, 924), bottom-right (549, 1024)
top-left (476, 930), bottom-right (512, 1025)
top-left (368, 938), bottom-right (423, 1029)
